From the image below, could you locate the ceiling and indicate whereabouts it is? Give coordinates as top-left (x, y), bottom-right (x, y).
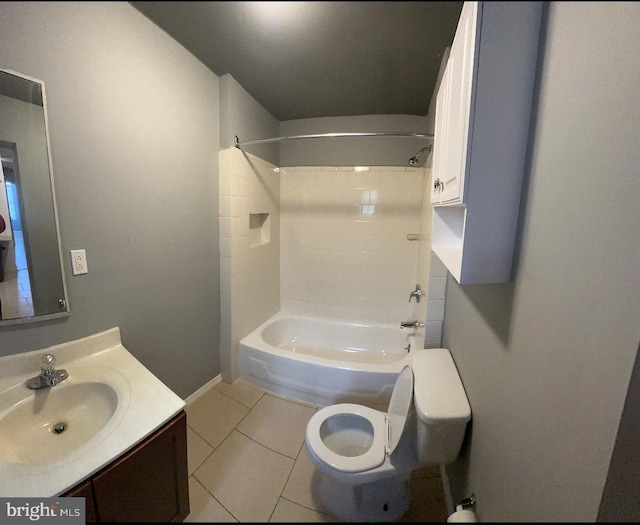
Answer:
top-left (131, 1), bottom-right (463, 122)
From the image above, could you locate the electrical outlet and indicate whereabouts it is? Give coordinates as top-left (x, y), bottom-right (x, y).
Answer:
top-left (70, 249), bottom-right (88, 275)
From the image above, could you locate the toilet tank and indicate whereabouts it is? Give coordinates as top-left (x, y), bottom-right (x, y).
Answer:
top-left (412, 348), bottom-right (471, 465)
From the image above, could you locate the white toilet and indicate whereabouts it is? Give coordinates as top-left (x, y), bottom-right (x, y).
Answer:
top-left (305, 348), bottom-right (471, 522)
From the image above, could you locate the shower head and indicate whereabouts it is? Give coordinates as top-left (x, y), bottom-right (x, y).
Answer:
top-left (408, 145), bottom-right (432, 167)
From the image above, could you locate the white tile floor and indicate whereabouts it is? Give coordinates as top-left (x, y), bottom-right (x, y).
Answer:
top-left (0, 231), bottom-right (34, 320)
top-left (0, 268), bottom-right (33, 319)
top-left (184, 379), bottom-right (448, 523)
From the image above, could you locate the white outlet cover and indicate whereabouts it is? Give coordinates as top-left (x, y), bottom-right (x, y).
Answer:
top-left (70, 249), bottom-right (88, 275)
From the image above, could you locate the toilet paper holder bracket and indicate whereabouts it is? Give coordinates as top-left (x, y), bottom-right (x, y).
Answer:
top-left (459, 493), bottom-right (476, 511)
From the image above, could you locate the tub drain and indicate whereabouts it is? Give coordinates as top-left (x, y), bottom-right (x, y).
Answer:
top-left (52, 422), bottom-right (67, 434)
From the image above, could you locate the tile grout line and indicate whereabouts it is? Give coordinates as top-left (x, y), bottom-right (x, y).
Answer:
top-left (186, 423), bottom-right (217, 456)
top-left (235, 426), bottom-right (300, 461)
top-left (189, 474), bottom-right (238, 523)
top-left (215, 383), bottom-right (267, 410)
top-left (278, 495), bottom-right (333, 518)
top-left (267, 442), bottom-right (298, 523)
top-left (276, 441), bottom-right (334, 519)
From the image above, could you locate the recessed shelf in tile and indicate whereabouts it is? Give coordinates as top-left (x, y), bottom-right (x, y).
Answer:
top-left (249, 213), bottom-right (271, 247)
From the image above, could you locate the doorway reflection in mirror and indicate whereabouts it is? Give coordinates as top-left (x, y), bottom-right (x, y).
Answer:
top-left (0, 148), bottom-right (34, 320)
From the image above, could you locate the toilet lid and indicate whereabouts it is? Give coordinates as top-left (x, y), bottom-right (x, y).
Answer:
top-left (387, 364), bottom-right (414, 456)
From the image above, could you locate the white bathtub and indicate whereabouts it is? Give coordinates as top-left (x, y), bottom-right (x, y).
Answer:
top-left (238, 312), bottom-right (416, 409)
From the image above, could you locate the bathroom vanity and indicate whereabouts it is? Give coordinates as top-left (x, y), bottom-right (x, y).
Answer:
top-left (0, 328), bottom-right (189, 522)
top-left (63, 411), bottom-right (189, 522)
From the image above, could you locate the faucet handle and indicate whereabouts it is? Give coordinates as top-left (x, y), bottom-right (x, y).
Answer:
top-left (408, 284), bottom-right (422, 303)
top-left (41, 353), bottom-right (56, 371)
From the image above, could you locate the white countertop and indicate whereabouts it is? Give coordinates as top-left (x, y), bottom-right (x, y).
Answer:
top-left (0, 328), bottom-right (185, 497)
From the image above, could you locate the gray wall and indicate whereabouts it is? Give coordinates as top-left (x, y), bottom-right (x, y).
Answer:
top-left (0, 2), bottom-right (221, 400)
top-left (442, 2), bottom-right (640, 521)
top-left (279, 114), bottom-right (431, 167)
top-left (219, 74), bottom-right (279, 165)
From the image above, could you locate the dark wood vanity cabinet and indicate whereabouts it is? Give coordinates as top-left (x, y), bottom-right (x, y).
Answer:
top-left (63, 410), bottom-right (189, 523)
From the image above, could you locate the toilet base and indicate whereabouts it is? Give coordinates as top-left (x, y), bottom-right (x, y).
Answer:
top-left (318, 472), bottom-right (411, 522)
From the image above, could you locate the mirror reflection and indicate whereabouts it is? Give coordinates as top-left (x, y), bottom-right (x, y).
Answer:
top-left (0, 69), bottom-right (68, 324)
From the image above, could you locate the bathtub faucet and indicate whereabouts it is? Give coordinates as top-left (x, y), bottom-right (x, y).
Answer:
top-left (408, 284), bottom-right (422, 303)
top-left (400, 321), bottom-right (425, 330)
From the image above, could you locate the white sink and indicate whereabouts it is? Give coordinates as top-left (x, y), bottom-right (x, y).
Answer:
top-left (0, 367), bottom-right (128, 467)
top-left (0, 328), bottom-right (185, 497)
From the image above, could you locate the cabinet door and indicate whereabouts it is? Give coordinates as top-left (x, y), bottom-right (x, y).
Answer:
top-left (431, 62), bottom-right (451, 204)
top-left (91, 411), bottom-right (189, 523)
top-left (63, 480), bottom-right (98, 523)
top-left (439, 1), bottom-right (478, 205)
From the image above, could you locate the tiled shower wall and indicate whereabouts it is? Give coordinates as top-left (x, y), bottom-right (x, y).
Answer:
top-left (219, 148), bottom-right (280, 381)
top-left (279, 166), bottom-right (424, 325)
top-left (220, 150), bottom-right (445, 383)
top-left (418, 154), bottom-right (447, 348)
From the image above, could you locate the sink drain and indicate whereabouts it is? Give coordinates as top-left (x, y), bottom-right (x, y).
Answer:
top-left (52, 422), bottom-right (67, 434)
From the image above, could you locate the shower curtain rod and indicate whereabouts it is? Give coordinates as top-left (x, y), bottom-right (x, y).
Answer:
top-left (234, 131), bottom-right (434, 148)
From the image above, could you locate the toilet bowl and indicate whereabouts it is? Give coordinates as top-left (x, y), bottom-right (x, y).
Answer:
top-left (305, 348), bottom-right (471, 522)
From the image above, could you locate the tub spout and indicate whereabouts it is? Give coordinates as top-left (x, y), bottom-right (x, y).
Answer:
top-left (400, 321), bottom-right (425, 329)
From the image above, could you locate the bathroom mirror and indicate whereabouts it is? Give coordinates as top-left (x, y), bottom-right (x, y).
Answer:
top-left (0, 69), bottom-right (68, 324)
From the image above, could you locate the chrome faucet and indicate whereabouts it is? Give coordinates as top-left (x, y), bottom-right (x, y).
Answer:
top-left (26, 353), bottom-right (68, 389)
top-left (400, 320), bottom-right (425, 329)
top-left (408, 284), bottom-right (422, 303)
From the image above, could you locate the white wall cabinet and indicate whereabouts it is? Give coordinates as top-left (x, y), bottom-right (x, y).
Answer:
top-left (431, 2), bottom-right (477, 207)
top-left (430, 1), bottom-right (543, 283)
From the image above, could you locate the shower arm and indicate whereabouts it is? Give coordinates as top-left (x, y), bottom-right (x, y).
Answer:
top-left (407, 145), bottom-right (433, 167)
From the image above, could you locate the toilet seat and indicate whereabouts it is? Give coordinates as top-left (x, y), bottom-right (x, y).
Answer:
top-left (306, 403), bottom-right (387, 473)
top-left (306, 365), bottom-right (414, 474)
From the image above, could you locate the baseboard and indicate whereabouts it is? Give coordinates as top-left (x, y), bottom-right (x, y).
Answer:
top-left (184, 374), bottom-right (222, 406)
